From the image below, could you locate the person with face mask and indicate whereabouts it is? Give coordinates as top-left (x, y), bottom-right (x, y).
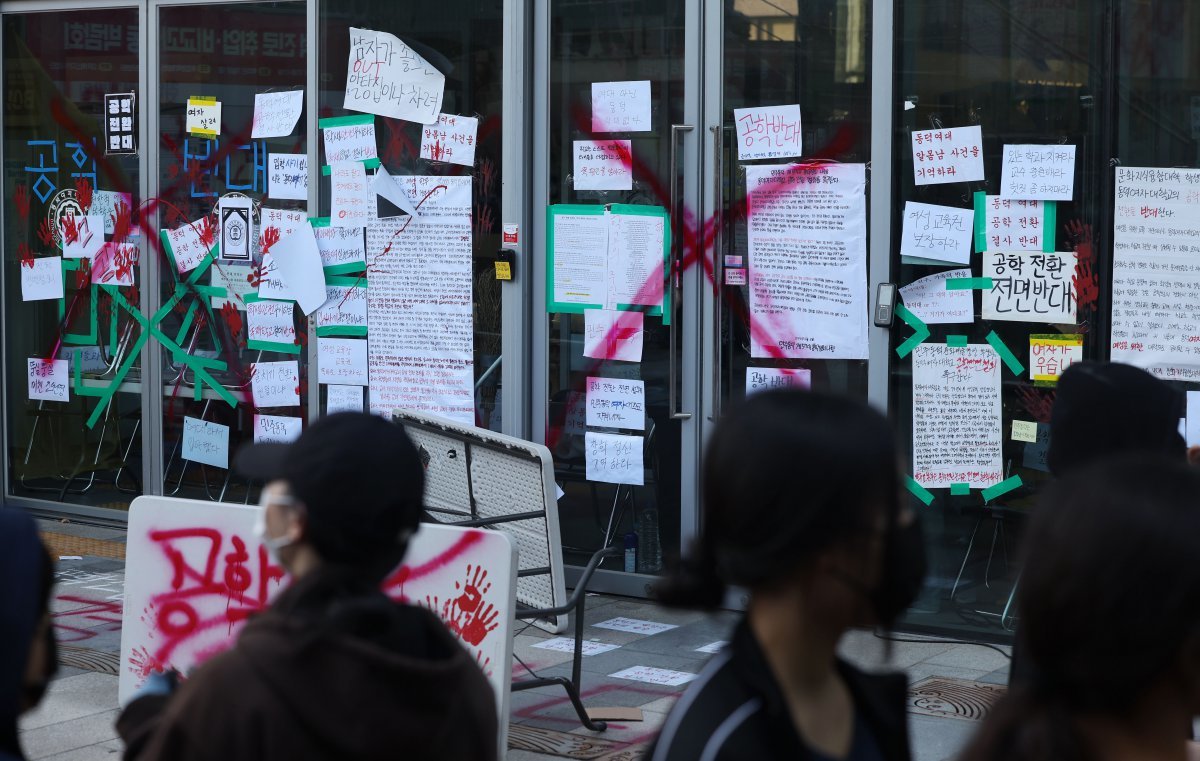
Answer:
top-left (647, 390), bottom-right (924, 761)
top-left (1, 512), bottom-right (57, 761)
top-left (115, 412), bottom-right (498, 761)
top-left (960, 454), bottom-right (1200, 761)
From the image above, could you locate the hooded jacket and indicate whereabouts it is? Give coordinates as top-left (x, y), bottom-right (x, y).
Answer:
top-left (117, 565), bottom-right (498, 761)
top-left (0, 512), bottom-right (51, 761)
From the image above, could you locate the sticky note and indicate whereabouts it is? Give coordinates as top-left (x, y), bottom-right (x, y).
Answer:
top-left (1012, 420), bottom-right (1038, 443)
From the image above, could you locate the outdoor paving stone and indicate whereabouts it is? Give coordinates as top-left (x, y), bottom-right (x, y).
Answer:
top-left (921, 643), bottom-right (1012, 673)
top-left (904, 662), bottom-right (994, 685)
top-left (35, 740), bottom-right (122, 761)
top-left (909, 713), bottom-right (978, 761)
top-left (838, 629), bottom-right (959, 670)
top-left (17, 709), bottom-right (120, 760)
top-left (20, 673), bottom-right (119, 731)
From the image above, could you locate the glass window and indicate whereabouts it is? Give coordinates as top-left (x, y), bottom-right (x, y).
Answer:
top-left (4, 10), bottom-right (142, 510)
top-left (156, 2), bottom-right (307, 502)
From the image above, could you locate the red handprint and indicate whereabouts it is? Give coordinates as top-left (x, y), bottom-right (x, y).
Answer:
top-left (111, 201), bottom-right (133, 244)
top-left (61, 215), bottom-right (80, 246)
top-left (75, 178), bottom-right (93, 215)
top-left (18, 243), bottom-right (34, 269)
top-left (1016, 385), bottom-right (1056, 424)
top-left (424, 565), bottom-right (500, 647)
top-left (1067, 219), bottom-right (1099, 312)
top-left (220, 302), bottom-right (244, 345)
top-left (259, 226), bottom-right (281, 255)
top-left (196, 215), bottom-right (216, 248)
top-left (14, 184), bottom-right (29, 221)
top-left (36, 218), bottom-right (55, 247)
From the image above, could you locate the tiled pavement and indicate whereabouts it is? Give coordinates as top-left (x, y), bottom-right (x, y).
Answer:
top-left (20, 526), bottom-right (1011, 761)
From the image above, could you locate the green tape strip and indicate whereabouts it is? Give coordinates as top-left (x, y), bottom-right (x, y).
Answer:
top-left (319, 114), bottom-right (374, 129)
top-left (905, 476), bottom-right (935, 506)
top-left (946, 335), bottom-right (968, 347)
top-left (950, 483), bottom-right (970, 496)
top-left (320, 157), bottom-right (381, 175)
top-left (1043, 201), bottom-right (1057, 253)
top-left (324, 262), bottom-right (367, 276)
top-left (946, 277), bottom-right (994, 290)
top-left (315, 325), bottom-right (367, 338)
top-left (973, 191), bottom-right (987, 253)
top-left (982, 475), bottom-right (1024, 503)
top-left (986, 330), bottom-right (1026, 375)
top-left (894, 303), bottom-right (930, 359)
top-left (247, 339), bottom-right (302, 354)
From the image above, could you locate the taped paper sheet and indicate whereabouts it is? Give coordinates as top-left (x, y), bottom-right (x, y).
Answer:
top-left (912, 344), bottom-right (1003, 489)
top-left (899, 268), bottom-right (974, 324)
top-left (344, 27), bottom-right (444, 124)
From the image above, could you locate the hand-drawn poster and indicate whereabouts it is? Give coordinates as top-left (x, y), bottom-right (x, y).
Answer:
top-left (899, 202), bottom-right (973, 265)
top-left (574, 140), bottom-right (632, 191)
top-left (999, 145), bottom-right (1076, 201)
top-left (745, 367), bottom-right (811, 395)
top-left (252, 90), bottom-right (304, 138)
top-left (268, 154), bottom-right (308, 201)
top-left (981, 251), bottom-right (1077, 324)
top-left (21, 257), bottom-right (63, 301)
top-left (419, 113), bottom-right (478, 167)
top-left (585, 431), bottom-right (644, 485)
top-left (367, 176), bottom-right (474, 424)
top-left (733, 105), bottom-right (803, 161)
top-left (585, 377), bottom-right (645, 430)
top-left (912, 344), bottom-right (1003, 489)
top-left (898, 268), bottom-right (974, 324)
top-left (28, 358), bottom-right (69, 402)
top-left (975, 193), bottom-right (1054, 253)
top-left (185, 96), bottom-right (221, 138)
top-left (344, 27), bottom-right (445, 124)
top-left (591, 81), bottom-right (651, 133)
top-left (1029, 333), bottom-right (1083, 385)
top-left (911, 126), bottom-right (984, 185)
top-left (1110, 167), bottom-right (1200, 379)
top-left (746, 163), bottom-right (868, 360)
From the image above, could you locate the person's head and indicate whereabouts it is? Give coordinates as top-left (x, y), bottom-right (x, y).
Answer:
top-left (962, 454), bottom-right (1200, 761)
top-left (1, 512), bottom-right (57, 758)
top-left (235, 413), bottom-right (426, 583)
top-left (1047, 361), bottom-right (1190, 476)
top-left (655, 389), bottom-right (924, 629)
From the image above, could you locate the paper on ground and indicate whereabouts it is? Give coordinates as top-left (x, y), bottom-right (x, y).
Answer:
top-left (608, 666), bottom-right (696, 687)
top-left (252, 90), bottom-right (303, 138)
top-left (592, 617), bottom-right (678, 635)
top-left (344, 27), bottom-right (444, 124)
top-left (21, 258), bottom-right (63, 301)
top-left (181, 417), bottom-right (228, 468)
top-left (531, 638), bottom-right (621, 656)
top-left (269, 223), bottom-right (327, 315)
top-left (695, 641), bottom-right (727, 654)
top-left (899, 268), bottom-right (974, 324)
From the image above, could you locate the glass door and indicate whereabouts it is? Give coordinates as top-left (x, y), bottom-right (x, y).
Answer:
top-left (535, 0), bottom-right (702, 590)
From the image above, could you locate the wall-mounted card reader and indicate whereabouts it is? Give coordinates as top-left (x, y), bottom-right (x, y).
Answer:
top-left (874, 282), bottom-right (897, 327)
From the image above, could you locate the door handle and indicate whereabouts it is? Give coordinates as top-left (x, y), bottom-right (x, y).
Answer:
top-left (668, 124), bottom-right (694, 421)
top-left (710, 125), bottom-right (724, 421)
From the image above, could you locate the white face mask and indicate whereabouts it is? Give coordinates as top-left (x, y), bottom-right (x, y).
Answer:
top-left (255, 490), bottom-right (295, 561)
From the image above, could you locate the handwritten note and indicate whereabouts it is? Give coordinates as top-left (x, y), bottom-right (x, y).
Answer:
top-left (574, 140), bottom-right (632, 191)
top-left (733, 104), bottom-right (803, 161)
top-left (1110, 168), bottom-right (1200, 378)
top-left (313, 223), bottom-right (365, 271)
top-left (185, 96), bottom-right (221, 137)
top-left (261, 207), bottom-right (306, 240)
top-left (420, 113), bottom-right (478, 167)
top-left (246, 298), bottom-right (296, 349)
top-left (607, 213), bottom-right (665, 309)
top-left (91, 242), bottom-right (137, 287)
top-left (90, 190), bottom-right (133, 236)
top-left (344, 27), bottom-right (445, 124)
top-left (318, 337), bottom-right (368, 386)
top-left (532, 638), bottom-right (620, 656)
top-left (586, 377), bottom-right (645, 430)
top-left (164, 220), bottom-right (212, 274)
top-left (314, 283), bottom-right (367, 333)
top-left (270, 223), bottom-right (328, 315)
top-left (1029, 334), bottom-right (1083, 385)
top-left (268, 153), bottom-right (308, 201)
top-left (593, 617), bottom-right (678, 635)
top-left (1000, 144), bottom-right (1076, 201)
top-left (591, 80), bottom-right (651, 133)
top-left (61, 215), bottom-right (105, 258)
top-left (181, 417), bottom-right (228, 468)
top-left (981, 251), bottom-right (1077, 324)
top-left (978, 195), bottom-right (1052, 252)
top-left (912, 344), bottom-right (1003, 489)
top-left (746, 163), bottom-right (868, 360)
top-left (911, 126), bottom-right (984, 185)
top-left (899, 268), bottom-right (974, 324)
top-left (330, 161), bottom-right (370, 228)
top-left (21, 257), bottom-right (63, 301)
top-left (585, 431), bottom-right (644, 485)
top-left (326, 384), bottom-right (364, 414)
top-left (210, 264), bottom-right (255, 310)
top-left (253, 414), bottom-right (302, 444)
top-left (745, 367), bottom-right (812, 395)
top-left (1012, 420), bottom-right (1039, 443)
top-left (900, 202), bottom-right (973, 265)
top-left (583, 309), bottom-right (644, 362)
top-left (608, 666), bottom-right (696, 686)
top-left (27, 358), bottom-right (68, 402)
top-left (321, 114), bottom-right (377, 164)
top-left (251, 90), bottom-right (303, 138)
top-left (251, 360), bottom-right (300, 408)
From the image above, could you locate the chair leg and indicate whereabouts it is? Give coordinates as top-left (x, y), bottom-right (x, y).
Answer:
top-left (950, 516), bottom-right (984, 601)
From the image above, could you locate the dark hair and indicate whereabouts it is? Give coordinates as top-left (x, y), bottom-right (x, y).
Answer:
top-left (961, 455), bottom-right (1200, 761)
top-left (654, 389), bottom-right (899, 609)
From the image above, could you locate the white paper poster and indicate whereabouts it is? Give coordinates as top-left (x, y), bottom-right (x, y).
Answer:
top-left (591, 80), bottom-right (652, 133)
top-left (367, 176), bottom-right (474, 424)
top-left (322, 117), bottom-right (378, 165)
top-left (911, 344), bottom-right (1003, 489)
top-left (318, 337), bottom-right (369, 386)
top-left (252, 90), bottom-right (304, 138)
top-left (1187, 390), bottom-right (1200, 447)
top-left (573, 140), bottom-right (632, 191)
top-left (585, 377), bottom-right (645, 430)
top-left (181, 417), bottom-right (228, 468)
top-left (593, 617), bottom-right (678, 635)
top-left (210, 264), bottom-right (255, 310)
top-left (330, 161), bottom-right (371, 228)
top-left (733, 104), bottom-right (803, 161)
top-left (165, 220), bottom-right (211, 274)
top-left (90, 190), bottom-right (133, 236)
top-left (250, 361), bottom-right (300, 408)
top-left (28, 358), bottom-right (68, 402)
top-left (607, 213), bottom-right (665, 308)
top-left (21, 257), bottom-right (63, 301)
top-left (911, 126), bottom-right (985, 185)
top-left (218, 196), bottom-right (253, 263)
top-left (246, 299), bottom-right (295, 347)
top-left (344, 27), bottom-right (445, 124)
top-left (261, 207), bottom-right (306, 240)
top-left (326, 384), bottom-right (364, 413)
top-left (91, 243), bottom-right (137, 287)
top-left (314, 284), bottom-right (367, 332)
top-left (185, 97), bottom-right (221, 137)
top-left (1110, 168), bottom-right (1200, 379)
top-left (746, 163), bottom-right (868, 360)
top-left (268, 154), bottom-right (308, 201)
top-left (420, 113), bottom-right (478, 167)
top-left (609, 666), bottom-right (696, 687)
top-left (551, 214), bottom-right (610, 307)
top-left (583, 309), bottom-right (643, 362)
top-left (61, 215), bottom-right (105, 259)
top-left (979, 196), bottom-right (1051, 252)
top-left (1029, 334), bottom-right (1083, 384)
top-left (899, 202), bottom-right (973, 265)
top-left (270, 223), bottom-right (328, 315)
top-left (899, 268), bottom-right (974, 324)
top-left (981, 251), bottom-right (1077, 324)
top-left (1000, 144), bottom-right (1076, 201)
top-left (257, 255), bottom-right (295, 301)
top-left (315, 225), bottom-right (366, 271)
top-left (585, 431), bottom-right (644, 485)
top-left (745, 367), bottom-right (812, 395)
top-left (253, 414), bottom-right (302, 443)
